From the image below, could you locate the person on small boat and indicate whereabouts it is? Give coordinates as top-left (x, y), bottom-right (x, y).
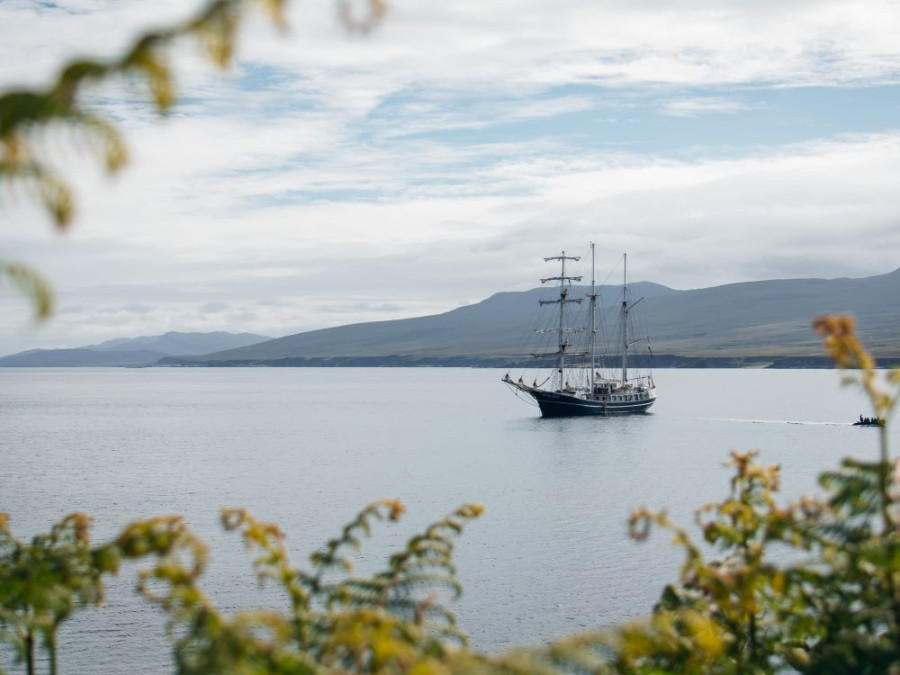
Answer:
top-left (855, 415), bottom-right (884, 426)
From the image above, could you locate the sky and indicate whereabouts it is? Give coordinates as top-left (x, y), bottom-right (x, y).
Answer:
top-left (2, 0), bottom-right (900, 355)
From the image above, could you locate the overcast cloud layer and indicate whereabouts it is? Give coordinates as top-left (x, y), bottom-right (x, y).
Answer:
top-left (2, 0), bottom-right (900, 354)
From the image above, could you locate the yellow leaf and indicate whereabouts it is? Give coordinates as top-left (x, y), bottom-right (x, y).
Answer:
top-left (1, 261), bottom-right (54, 319)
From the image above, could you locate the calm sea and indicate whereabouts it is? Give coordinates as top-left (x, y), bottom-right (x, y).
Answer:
top-left (0, 367), bottom-right (895, 673)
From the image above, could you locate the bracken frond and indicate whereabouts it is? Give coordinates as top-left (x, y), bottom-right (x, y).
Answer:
top-left (2, 0), bottom-right (388, 318)
top-left (0, 261), bottom-right (54, 319)
top-left (338, 0), bottom-right (389, 33)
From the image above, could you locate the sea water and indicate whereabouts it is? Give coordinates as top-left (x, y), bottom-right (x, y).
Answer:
top-left (0, 367), bottom-right (893, 673)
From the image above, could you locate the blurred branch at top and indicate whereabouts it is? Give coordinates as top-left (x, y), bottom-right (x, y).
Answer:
top-left (0, 0), bottom-right (387, 319)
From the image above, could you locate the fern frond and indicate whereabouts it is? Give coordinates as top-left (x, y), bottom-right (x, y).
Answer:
top-left (256, 0), bottom-right (289, 29)
top-left (1, 153), bottom-right (75, 229)
top-left (0, 0), bottom-right (303, 229)
top-left (0, 0), bottom-right (390, 320)
top-left (309, 499), bottom-right (405, 584)
top-left (0, 261), bottom-right (54, 319)
top-left (191, 1), bottom-right (242, 68)
top-left (337, 0), bottom-right (388, 33)
top-left (487, 628), bottom-right (620, 674)
top-left (380, 573), bottom-right (463, 601)
top-left (220, 508), bottom-right (312, 618)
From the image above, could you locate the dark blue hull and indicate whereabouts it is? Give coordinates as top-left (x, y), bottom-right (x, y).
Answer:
top-left (530, 390), bottom-right (656, 417)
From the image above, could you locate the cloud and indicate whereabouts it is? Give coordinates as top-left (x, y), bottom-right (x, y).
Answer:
top-left (3, 0), bottom-right (900, 356)
top-left (320, 302), bottom-right (403, 314)
top-left (660, 97), bottom-right (750, 117)
top-left (121, 302), bottom-right (155, 314)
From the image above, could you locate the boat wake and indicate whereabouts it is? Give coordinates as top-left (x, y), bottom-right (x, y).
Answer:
top-left (713, 418), bottom-right (849, 426)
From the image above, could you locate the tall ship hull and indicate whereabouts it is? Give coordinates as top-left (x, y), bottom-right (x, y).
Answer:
top-left (503, 246), bottom-right (658, 418)
top-left (505, 379), bottom-right (657, 417)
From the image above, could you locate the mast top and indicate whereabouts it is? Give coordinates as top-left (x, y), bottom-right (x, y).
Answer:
top-left (541, 275), bottom-right (582, 284)
top-left (544, 250), bottom-right (580, 263)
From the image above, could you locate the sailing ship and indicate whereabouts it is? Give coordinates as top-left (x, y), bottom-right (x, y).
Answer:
top-left (502, 245), bottom-right (657, 417)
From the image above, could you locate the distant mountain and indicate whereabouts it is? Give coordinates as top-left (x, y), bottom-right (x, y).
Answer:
top-left (168, 281), bottom-right (676, 364)
top-left (90, 331), bottom-right (270, 355)
top-left (161, 268), bottom-right (900, 367)
top-left (643, 268), bottom-right (900, 358)
top-left (0, 331), bottom-right (271, 367)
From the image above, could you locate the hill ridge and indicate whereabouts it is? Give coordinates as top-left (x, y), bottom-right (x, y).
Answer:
top-left (0, 331), bottom-right (271, 367)
top-left (168, 269), bottom-right (900, 365)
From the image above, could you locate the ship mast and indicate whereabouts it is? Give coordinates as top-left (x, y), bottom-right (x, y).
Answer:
top-left (540, 252), bottom-right (582, 390)
top-left (621, 253), bottom-right (628, 385)
top-left (588, 243), bottom-right (597, 392)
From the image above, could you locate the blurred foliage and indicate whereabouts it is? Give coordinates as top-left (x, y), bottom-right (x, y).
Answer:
top-left (601, 314), bottom-right (900, 674)
top-left (0, 501), bottom-right (482, 675)
top-left (0, 0), bottom-right (386, 318)
top-left (0, 514), bottom-right (203, 675)
top-left (0, 263), bottom-right (53, 319)
top-left (3, 314), bottom-right (900, 675)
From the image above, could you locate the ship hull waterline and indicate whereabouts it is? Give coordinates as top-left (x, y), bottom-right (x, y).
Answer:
top-left (523, 388), bottom-right (656, 418)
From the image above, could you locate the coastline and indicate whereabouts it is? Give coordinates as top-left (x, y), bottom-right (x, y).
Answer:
top-left (155, 354), bottom-right (900, 369)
